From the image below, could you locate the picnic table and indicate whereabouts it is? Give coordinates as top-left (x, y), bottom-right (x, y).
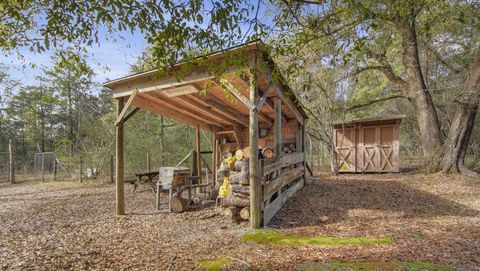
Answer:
top-left (127, 171), bottom-right (158, 192)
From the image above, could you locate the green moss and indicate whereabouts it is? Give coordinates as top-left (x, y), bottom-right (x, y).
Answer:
top-left (401, 261), bottom-right (454, 271)
top-left (241, 230), bottom-right (393, 247)
top-left (297, 261), bottom-right (454, 271)
top-left (198, 257), bottom-right (231, 271)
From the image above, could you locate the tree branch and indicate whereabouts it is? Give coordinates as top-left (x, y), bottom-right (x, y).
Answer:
top-left (336, 93), bottom-right (406, 111)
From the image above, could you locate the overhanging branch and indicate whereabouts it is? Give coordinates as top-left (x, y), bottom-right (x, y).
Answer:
top-left (336, 93), bottom-right (406, 111)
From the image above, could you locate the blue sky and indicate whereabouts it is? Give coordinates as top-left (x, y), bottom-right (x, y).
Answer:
top-left (1, 29), bottom-right (148, 86)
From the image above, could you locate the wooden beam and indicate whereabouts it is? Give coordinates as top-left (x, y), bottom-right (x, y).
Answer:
top-left (257, 83), bottom-right (276, 111)
top-left (115, 98), bottom-right (125, 215)
top-left (123, 107), bottom-right (140, 123)
top-left (216, 78), bottom-right (254, 110)
top-left (274, 84), bottom-right (304, 125)
top-left (132, 93), bottom-right (216, 132)
top-left (237, 77), bottom-right (288, 123)
top-left (212, 127), bottom-right (217, 189)
top-left (249, 71), bottom-right (262, 229)
top-left (148, 92), bottom-right (228, 128)
top-left (214, 79), bottom-right (273, 126)
top-left (196, 125), bottom-right (202, 184)
top-left (188, 94), bottom-right (249, 127)
top-left (233, 125), bottom-right (243, 148)
top-left (274, 98), bottom-right (282, 159)
top-left (175, 95), bottom-right (236, 126)
top-left (115, 89), bottom-right (138, 126)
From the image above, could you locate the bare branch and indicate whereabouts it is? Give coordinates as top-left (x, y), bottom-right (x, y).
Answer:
top-left (336, 92), bottom-right (406, 111)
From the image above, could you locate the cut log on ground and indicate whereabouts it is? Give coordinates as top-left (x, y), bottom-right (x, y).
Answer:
top-left (170, 193), bottom-right (187, 213)
top-left (224, 206), bottom-right (240, 223)
top-left (240, 207), bottom-right (250, 220)
top-left (224, 194), bottom-right (250, 207)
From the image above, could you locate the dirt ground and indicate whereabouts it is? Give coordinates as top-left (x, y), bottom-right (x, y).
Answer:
top-left (0, 173), bottom-right (479, 270)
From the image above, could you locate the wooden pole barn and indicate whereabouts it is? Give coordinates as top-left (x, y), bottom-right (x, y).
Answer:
top-left (104, 42), bottom-right (308, 228)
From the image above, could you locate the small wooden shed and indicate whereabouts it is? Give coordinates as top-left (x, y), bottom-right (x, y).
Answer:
top-left (332, 117), bottom-right (403, 173)
top-left (104, 41), bottom-right (308, 228)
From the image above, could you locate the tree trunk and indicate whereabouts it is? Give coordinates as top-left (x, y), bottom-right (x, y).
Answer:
top-left (397, 10), bottom-right (443, 171)
top-left (441, 47), bottom-right (480, 175)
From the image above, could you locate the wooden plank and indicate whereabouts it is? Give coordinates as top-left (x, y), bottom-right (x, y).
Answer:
top-left (174, 95), bottom-right (236, 126)
top-left (132, 93), bottom-right (215, 132)
top-left (282, 166), bottom-right (305, 186)
top-left (257, 83), bottom-right (276, 111)
top-left (144, 92), bottom-right (228, 128)
top-left (281, 152), bottom-right (305, 167)
top-left (214, 78), bottom-right (273, 126)
top-left (233, 125), bottom-right (243, 148)
top-left (282, 178), bottom-right (304, 205)
top-left (188, 94), bottom-right (249, 127)
top-left (263, 193), bottom-right (283, 225)
top-left (115, 89), bottom-right (138, 126)
top-left (263, 174), bottom-right (283, 201)
top-left (274, 98), bottom-right (282, 159)
top-left (196, 125), bottom-right (202, 183)
top-left (262, 159), bottom-right (282, 176)
top-left (273, 83), bottom-right (304, 125)
top-left (115, 98), bottom-right (125, 215)
top-left (123, 107), bottom-right (140, 123)
top-left (217, 78), bottom-right (254, 109)
top-left (248, 71), bottom-right (262, 229)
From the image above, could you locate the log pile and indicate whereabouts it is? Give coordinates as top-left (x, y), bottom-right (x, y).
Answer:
top-left (282, 144), bottom-right (296, 154)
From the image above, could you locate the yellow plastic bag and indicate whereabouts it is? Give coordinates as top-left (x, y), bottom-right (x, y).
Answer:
top-left (222, 156), bottom-right (236, 170)
top-left (219, 176), bottom-right (231, 197)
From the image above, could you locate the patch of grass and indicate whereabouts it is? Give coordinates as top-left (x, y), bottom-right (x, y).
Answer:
top-left (198, 257), bottom-right (231, 271)
top-left (297, 261), bottom-right (454, 271)
top-left (241, 230), bottom-right (393, 247)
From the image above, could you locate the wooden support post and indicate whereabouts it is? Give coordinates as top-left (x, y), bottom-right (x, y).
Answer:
top-left (249, 70), bottom-right (262, 229)
top-left (274, 98), bottom-right (282, 159)
top-left (110, 154), bottom-right (114, 183)
top-left (79, 156), bottom-right (83, 182)
top-left (8, 139), bottom-right (14, 184)
top-left (146, 152), bottom-right (151, 172)
top-left (212, 131), bottom-right (217, 189)
top-left (116, 98), bottom-right (125, 215)
top-left (196, 125), bottom-right (202, 184)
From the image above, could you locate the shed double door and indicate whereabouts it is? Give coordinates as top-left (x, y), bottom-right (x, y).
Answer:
top-left (334, 125), bottom-right (399, 173)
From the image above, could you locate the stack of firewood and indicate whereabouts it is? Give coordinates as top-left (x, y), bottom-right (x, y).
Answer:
top-left (282, 144), bottom-right (296, 154)
top-left (216, 146), bottom-right (276, 222)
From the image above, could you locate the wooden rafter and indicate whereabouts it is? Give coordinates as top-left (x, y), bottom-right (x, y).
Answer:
top-left (213, 78), bottom-right (273, 126)
top-left (140, 92), bottom-right (228, 129)
top-left (175, 95), bottom-right (237, 126)
top-left (187, 94), bottom-right (249, 127)
top-left (133, 93), bottom-right (216, 132)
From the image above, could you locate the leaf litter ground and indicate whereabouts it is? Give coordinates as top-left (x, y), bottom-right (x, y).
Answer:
top-left (0, 173), bottom-right (478, 270)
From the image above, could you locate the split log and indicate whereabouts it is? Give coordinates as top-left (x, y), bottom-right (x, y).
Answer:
top-left (235, 149), bottom-right (244, 160)
top-left (234, 159), bottom-right (245, 171)
top-left (224, 194), bottom-right (250, 207)
top-left (224, 206), bottom-right (240, 223)
top-left (240, 207), bottom-right (250, 220)
top-left (242, 147), bottom-right (250, 158)
top-left (289, 144), bottom-right (296, 152)
top-left (231, 184), bottom-right (250, 195)
top-left (261, 148), bottom-right (274, 159)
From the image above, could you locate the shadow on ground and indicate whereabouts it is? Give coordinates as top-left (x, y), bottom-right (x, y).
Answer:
top-left (270, 175), bottom-right (478, 228)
